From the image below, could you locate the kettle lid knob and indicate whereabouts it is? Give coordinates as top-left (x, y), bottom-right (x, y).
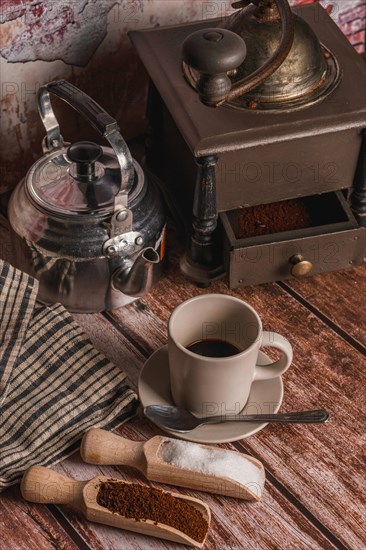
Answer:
top-left (67, 141), bottom-right (103, 182)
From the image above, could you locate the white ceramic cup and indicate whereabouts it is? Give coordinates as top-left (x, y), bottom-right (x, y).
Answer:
top-left (168, 294), bottom-right (293, 417)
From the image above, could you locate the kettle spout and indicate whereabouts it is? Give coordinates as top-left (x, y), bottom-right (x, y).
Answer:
top-left (113, 247), bottom-right (161, 297)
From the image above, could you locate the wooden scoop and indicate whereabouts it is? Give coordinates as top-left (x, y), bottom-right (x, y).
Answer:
top-left (21, 466), bottom-right (210, 548)
top-left (81, 428), bottom-right (265, 501)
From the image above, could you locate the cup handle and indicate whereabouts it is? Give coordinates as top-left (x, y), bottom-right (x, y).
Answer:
top-left (253, 332), bottom-right (293, 381)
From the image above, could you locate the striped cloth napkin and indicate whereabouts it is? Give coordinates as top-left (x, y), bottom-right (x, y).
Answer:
top-left (0, 260), bottom-right (139, 491)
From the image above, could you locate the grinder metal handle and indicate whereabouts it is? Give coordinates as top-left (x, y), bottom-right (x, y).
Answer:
top-left (37, 80), bottom-right (134, 195)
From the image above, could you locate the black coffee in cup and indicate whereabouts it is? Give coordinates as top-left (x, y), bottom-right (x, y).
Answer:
top-left (186, 339), bottom-right (240, 358)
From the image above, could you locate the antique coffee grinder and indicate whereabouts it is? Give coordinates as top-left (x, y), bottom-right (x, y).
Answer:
top-left (130, 0), bottom-right (366, 287)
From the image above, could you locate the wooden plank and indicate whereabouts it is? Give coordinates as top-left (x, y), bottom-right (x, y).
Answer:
top-left (102, 264), bottom-right (366, 549)
top-left (282, 266), bottom-right (366, 348)
top-left (53, 439), bottom-right (339, 550)
top-left (44, 313), bottom-right (337, 550)
top-left (1, 214), bottom-right (364, 548)
top-left (0, 486), bottom-right (81, 550)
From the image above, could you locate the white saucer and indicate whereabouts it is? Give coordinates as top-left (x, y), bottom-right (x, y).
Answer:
top-left (138, 345), bottom-right (284, 444)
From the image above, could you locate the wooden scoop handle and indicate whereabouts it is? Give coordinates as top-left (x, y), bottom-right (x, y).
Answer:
top-left (21, 466), bottom-right (84, 508)
top-left (81, 428), bottom-right (146, 471)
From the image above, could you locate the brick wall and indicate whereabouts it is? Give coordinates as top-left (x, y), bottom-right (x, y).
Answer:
top-left (291, 0), bottom-right (365, 52)
top-left (0, 0), bottom-right (365, 194)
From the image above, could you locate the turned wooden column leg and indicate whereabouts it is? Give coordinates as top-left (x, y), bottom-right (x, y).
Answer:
top-left (191, 155), bottom-right (219, 266)
top-left (145, 81), bottom-right (163, 173)
top-left (180, 155), bottom-right (225, 284)
top-left (351, 128), bottom-right (366, 227)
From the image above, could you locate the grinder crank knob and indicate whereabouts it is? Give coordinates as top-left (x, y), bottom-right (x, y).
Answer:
top-left (289, 254), bottom-right (313, 278)
top-left (182, 29), bottom-right (247, 106)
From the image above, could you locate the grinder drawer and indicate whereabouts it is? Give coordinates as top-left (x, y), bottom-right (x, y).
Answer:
top-left (220, 191), bottom-right (365, 288)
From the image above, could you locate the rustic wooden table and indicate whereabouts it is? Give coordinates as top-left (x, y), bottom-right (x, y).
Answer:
top-left (1, 214), bottom-right (365, 550)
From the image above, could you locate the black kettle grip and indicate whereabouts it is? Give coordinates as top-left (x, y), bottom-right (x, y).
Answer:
top-left (45, 80), bottom-right (119, 137)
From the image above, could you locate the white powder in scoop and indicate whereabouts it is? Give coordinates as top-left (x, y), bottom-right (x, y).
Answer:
top-left (160, 439), bottom-right (264, 498)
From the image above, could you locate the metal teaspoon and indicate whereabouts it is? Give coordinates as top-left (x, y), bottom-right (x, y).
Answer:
top-left (144, 405), bottom-right (330, 433)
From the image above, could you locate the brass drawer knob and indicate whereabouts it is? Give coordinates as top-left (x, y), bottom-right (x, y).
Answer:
top-left (290, 254), bottom-right (313, 278)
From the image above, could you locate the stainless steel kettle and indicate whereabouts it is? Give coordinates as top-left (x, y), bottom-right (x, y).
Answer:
top-left (8, 80), bottom-right (166, 313)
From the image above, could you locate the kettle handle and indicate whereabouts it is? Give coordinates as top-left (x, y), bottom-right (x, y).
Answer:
top-left (37, 80), bottom-right (134, 196)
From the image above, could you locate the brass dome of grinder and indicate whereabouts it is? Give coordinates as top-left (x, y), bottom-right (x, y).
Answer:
top-left (183, 4), bottom-right (341, 111)
top-left (219, 6), bottom-right (341, 110)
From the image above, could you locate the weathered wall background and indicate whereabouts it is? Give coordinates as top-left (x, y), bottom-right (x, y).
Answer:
top-left (1, 0), bottom-right (365, 193)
